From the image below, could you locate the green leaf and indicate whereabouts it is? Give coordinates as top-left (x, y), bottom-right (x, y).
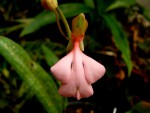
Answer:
top-left (103, 14), bottom-right (132, 75)
top-left (143, 8), bottom-right (150, 21)
top-left (17, 82), bottom-right (31, 98)
top-left (0, 36), bottom-right (64, 113)
top-left (83, 0), bottom-right (95, 8)
top-left (126, 101), bottom-right (150, 113)
top-left (0, 99), bottom-right (9, 109)
top-left (106, 0), bottom-right (136, 11)
top-left (20, 3), bottom-right (92, 37)
top-left (95, 0), bottom-right (114, 14)
top-left (137, 0), bottom-right (150, 17)
top-left (42, 44), bottom-right (59, 66)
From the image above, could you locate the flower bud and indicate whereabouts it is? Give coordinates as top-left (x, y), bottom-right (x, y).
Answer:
top-left (41, 0), bottom-right (58, 11)
top-left (72, 13), bottom-right (88, 37)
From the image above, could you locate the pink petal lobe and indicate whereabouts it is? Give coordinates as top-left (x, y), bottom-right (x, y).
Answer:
top-left (50, 52), bottom-right (73, 84)
top-left (79, 83), bottom-right (93, 99)
top-left (58, 83), bottom-right (76, 97)
top-left (83, 54), bottom-right (106, 84)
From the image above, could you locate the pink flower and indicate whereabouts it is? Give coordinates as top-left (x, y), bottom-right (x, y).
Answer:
top-left (50, 34), bottom-right (106, 100)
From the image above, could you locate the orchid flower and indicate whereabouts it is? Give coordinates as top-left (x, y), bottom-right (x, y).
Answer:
top-left (50, 14), bottom-right (106, 100)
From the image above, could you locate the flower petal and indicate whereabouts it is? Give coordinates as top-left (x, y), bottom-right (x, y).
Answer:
top-left (78, 83), bottom-right (93, 99)
top-left (58, 82), bottom-right (76, 97)
top-left (83, 54), bottom-right (106, 84)
top-left (58, 82), bottom-right (93, 100)
top-left (50, 52), bottom-right (73, 84)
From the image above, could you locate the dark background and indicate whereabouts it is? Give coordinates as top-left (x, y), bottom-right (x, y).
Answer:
top-left (0, 0), bottom-right (150, 113)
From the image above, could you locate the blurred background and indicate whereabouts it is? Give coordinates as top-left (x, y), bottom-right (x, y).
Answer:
top-left (0, 0), bottom-right (150, 113)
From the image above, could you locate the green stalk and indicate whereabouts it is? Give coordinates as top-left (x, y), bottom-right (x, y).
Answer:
top-left (54, 10), bottom-right (67, 38)
top-left (56, 7), bottom-right (71, 39)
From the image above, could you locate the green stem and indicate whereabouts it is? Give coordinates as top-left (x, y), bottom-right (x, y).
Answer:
top-left (56, 7), bottom-right (71, 39)
top-left (54, 10), bottom-right (67, 38)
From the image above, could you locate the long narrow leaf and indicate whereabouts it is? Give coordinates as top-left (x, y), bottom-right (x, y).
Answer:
top-left (106, 0), bottom-right (136, 11)
top-left (103, 14), bottom-right (132, 75)
top-left (42, 44), bottom-right (59, 66)
top-left (0, 36), bottom-right (63, 113)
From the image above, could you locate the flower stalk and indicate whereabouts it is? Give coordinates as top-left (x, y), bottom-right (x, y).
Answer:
top-left (56, 7), bottom-right (71, 39)
top-left (41, 0), bottom-right (71, 40)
